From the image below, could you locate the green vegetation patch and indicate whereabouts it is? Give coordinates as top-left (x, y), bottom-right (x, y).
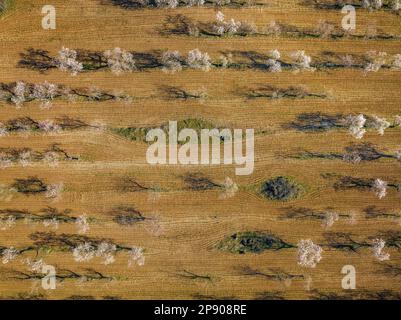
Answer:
top-left (112, 127), bottom-right (149, 142)
top-left (217, 231), bottom-right (293, 254)
top-left (0, 0), bottom-right (16, 17)
top-left (112, 118), bottom-right (219, 143)
top-left (261, 176), bottom-right (301, 201)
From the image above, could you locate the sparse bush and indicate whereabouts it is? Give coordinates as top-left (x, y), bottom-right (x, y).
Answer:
top-left (1, 207), bottom-right (74, 223)
top-left (183, 172), bottom-right (222, 191)
top-left (11, 177), bottom-right (48, 194)
top-left (292, 142), bottom-right (398, 164)
top-left (117, 177), bottom-right (152, 192)
top-left (238, 265), bottom-right (304, 285)
top-left (161, 86), bottom-right (207, 101)
top-left (246, 85), bottom-right (326, 99)
top-left (333, 176), bottom-right (369, 191)
top-left (289, 112), bottom-right (344, 132)
top-left (364, 205), bottom-right (400, 219)
top-left (311, 289), bottom-right (401, 300)
top-left (323, 232), bottom-right (369, 252)
top-left (161, 15), bottom-right (199, 36)
top-left (343, 143), bottom-right (386, 162)
top-left (10, 267), bottom-right (114, 282)
top-left (379, 263), bottom-right (401, 277)
top-left (110, 206), bottom-right (146, 225)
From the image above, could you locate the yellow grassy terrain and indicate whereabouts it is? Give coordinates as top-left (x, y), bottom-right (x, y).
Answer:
top-left (0, 0), bottom-right (400, 299)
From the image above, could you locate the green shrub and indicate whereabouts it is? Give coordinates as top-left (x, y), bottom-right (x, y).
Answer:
top-left (261, 176), bottom-right (300, 200)
top-left (217, 231), bottom-right (293, 254)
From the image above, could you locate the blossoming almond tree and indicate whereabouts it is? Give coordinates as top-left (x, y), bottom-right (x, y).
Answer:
top-left (57, 47), bottom-right (136, 75)
top-left (23, 258), bottom-right (46, 273)
top-left (392, 54), bottom-right (401, 69)
top-left (22, 232), bottom-right (144, 267)
top-left (395, 115), bottom-right (401, 126)
top-left (161, 50), bottom-right (183, 73)
top-left (345, 114), bottom-right (367, 139)
top-left (266, 49), bottom-right (282, 72)
top-left (297, 239), bottom-right (323, 268)
top-left (291, 50), bottom-right (315, 72)
top-left (155, 0), bottom-right (179, 8)
top-left (322, 212), bottom-right (340, 229)
top-left (73, 242), bottom-right (96, 262)
top-left (1, 81), bottom-right (132, 107)
top-left (372, 238), bottom-right (390, 261)
top-left (129, 247), bottom-right (145, 267)
top-left (364, 51), bottom-right (387, 73)
top-left (0, 145), bottom-right (76, 169)
top-left (1, 247), bottom-right (19, 264)
top-left (371, 116), bottom-right (391, 135)
top-left (211, 11), bottom-right (257, 36)
top-left (103, 47), bottom-right (136, 75)
top-left (363, 0), bottom-right (383, 9)
top-left (0, 216), bottom-right (16, 231)
top-left (343, 114), bottom-right (395, 139)
top-left (56, 47), bottom-right (83, 76)
top-left (20, 47), bottom-right (401, 74)
top-left (218, 177), bottom-right (239, 199)
top-left (95, 242), bottom-right (117, 265)
top-left (372, 179), bottom-right (388, 199)
top-left (307, 0), bottom-right (399, 12)
top-left (76, 214), bottom-right (90, 234)
top-left (109, 0), bottom-right (258, 9)
top-left (186, 49), bottom-right (211, 71)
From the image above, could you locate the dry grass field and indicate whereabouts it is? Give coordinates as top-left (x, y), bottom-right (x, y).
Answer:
top-left (0, 0), bottom-right (400, 300)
